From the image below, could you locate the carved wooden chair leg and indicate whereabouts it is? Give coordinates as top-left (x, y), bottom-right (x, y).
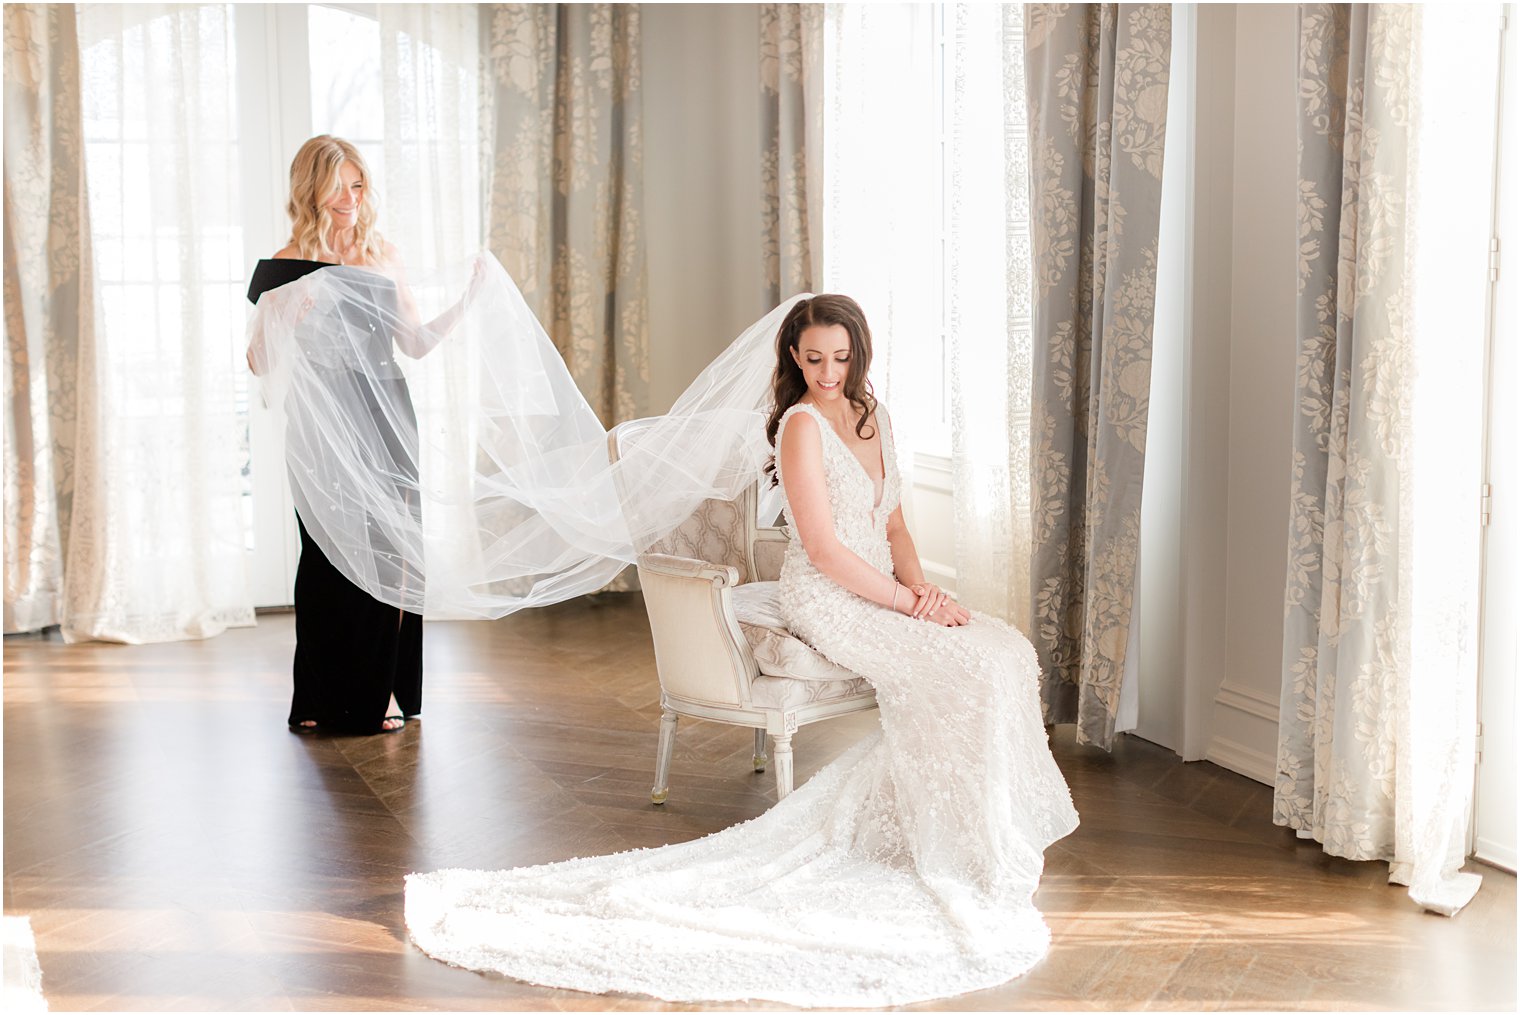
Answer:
top-left (753, 728), bottom-right (769, 772)
top-left (772, 732), bottom-right (795, 800)
top-left (652, 709), bottom-right (678, 804)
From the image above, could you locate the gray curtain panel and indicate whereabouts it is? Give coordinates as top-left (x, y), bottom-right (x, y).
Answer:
top-left (759, 3), bottom-right (822, 305)
top-left (3, 3), bottom-right (90, 634)
top-left (1024, 3), bottom-right (1171, 750)
top-left (1277, 3), bottom-right (1411, 864)
top-left (1278, 4), bottom-right (1486, 917)
top-left (483, 3), bottom-right (650, 427)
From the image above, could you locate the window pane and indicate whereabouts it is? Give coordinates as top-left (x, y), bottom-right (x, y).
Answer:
top-left (310, 6), bottom-right (383, 141)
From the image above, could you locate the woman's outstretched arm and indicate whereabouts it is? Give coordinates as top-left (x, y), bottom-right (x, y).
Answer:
top-left (386, 244), bottom-right (484, 358)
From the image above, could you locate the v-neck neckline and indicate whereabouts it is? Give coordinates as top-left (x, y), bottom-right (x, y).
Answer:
top-left (802, 402), bottom-right (887, 511)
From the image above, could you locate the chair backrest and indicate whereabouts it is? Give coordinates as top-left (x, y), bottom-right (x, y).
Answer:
top-left (608, 421), bottom-right (757, 707)
top-left (607, 420), bottom-right (756, 583)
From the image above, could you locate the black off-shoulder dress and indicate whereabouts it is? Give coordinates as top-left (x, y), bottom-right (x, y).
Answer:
top-left (247, 258), bottom-right (423, 734)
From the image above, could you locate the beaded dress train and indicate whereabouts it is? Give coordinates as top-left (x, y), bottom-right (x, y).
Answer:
top-left (403, 400), bottom-right (1078, 1007)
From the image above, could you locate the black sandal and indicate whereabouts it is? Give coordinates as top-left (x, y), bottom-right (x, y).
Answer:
top-left (380, 715), bottom-right (407, 733)
top-left (288, 720), bottom-right (319, 734)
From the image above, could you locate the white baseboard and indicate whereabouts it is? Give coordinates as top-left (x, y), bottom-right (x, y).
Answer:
top-left (1205, 734), bottom-right (1275, 786)
top-left (1475, 837), bottom-right (1517, 874)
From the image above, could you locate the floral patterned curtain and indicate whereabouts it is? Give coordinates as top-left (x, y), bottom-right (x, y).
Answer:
top-left (1277, 3), bottom-right (1487, 917)
top-left (759, 3), bottom-right (822, 305)
top-left (1024, 3), bottom-right (1171, 750)
top-left (482, 3), bottom-right (649, 427)
top-left (3, 3), bottom-right (88, 634)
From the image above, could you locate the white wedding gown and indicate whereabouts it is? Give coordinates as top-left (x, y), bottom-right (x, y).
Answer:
top-left (404, 401), bottom-right (1079, 1007)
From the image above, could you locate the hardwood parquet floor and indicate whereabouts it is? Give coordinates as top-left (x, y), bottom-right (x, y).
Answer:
top-left (4, 595), bottom-right (1515, 1012)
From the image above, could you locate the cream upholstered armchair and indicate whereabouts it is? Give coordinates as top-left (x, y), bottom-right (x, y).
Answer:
top-left (609, 422), bottom-right (878, 804)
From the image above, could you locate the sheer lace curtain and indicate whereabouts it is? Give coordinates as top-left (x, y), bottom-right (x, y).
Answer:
top-left (945, 5), bottom-right (1035, 632)
top-left (378, 4), bottom-right (483, 616)
top-left (378, 4), bottom-right (481, 266)
top-left (6, 4), bottom-right (254, 643)
top-left (1279, 2), bottom-right (1497, 917)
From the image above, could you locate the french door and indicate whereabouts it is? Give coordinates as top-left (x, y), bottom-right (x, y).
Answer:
top-left (232, 3), bottom-right (385, 606)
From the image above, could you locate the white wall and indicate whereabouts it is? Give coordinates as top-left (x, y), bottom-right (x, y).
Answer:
top-left (1134, 4), bottom-right (1195, 755)
top-left (1132, 4), bottom-right (1299, 780)
top-left (643, 4), bottom-right (767, 414)
top-left (1204, 3), bottom-right (1300, 782)
top-left (1134, 4), bottom-right (1245, 764)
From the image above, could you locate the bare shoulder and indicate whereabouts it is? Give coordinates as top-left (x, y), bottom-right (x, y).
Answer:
top-left (272, 243), bottom-right (301, 260)
top-left (381, 240), bottom-right (404, 268)
top-left (779, 404), bottom-right (820, 444)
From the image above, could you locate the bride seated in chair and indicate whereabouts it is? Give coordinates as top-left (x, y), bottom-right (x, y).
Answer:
top-left (407, 294), bottom-right (1079, 1007)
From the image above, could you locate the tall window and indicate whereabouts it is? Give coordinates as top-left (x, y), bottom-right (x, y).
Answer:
top-left (820, 5), bottom-right (1032, 463)
top-left (224, 3), bottom-right (391, 604)
top-left (71, 3), bottom-right (255, 638)
top-left (819, 4), bottom-right (942, 454)
top-left (309, 5), bottom-right (384, 179)
top-left (78, 3), bottom-right (402, 606)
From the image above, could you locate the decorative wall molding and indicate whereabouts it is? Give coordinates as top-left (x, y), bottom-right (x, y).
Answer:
top-left (1214, 680), bottom-right (1280, 723)
top-left (908, 450), bottom-right (955, 592)
top-left (911, 450), bottom-right (953, 494)
top-left (1206, 734), bottom-right (1275, 785)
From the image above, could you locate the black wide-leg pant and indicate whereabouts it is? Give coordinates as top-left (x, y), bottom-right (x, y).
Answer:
top-left (289, 515), bottom-right (422, 733)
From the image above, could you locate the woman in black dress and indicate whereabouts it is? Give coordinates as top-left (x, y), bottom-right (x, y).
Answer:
top-left (246, 135), bottom-right (469, 735)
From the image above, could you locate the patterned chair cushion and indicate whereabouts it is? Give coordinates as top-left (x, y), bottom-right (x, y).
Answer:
top-left (730, 582), bottom-right (864, 685)
top-left (749, 673), bottom-right (874, 709)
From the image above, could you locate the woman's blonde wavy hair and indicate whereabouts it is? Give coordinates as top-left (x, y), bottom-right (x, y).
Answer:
top-left (285, 135), bottom-right (386, 264)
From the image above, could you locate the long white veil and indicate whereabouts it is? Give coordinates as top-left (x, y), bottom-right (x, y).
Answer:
top-left (250, 252), bottom-right (800, 619)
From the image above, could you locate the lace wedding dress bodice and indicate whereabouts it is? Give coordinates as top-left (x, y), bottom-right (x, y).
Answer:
top-left (405, 400), bottom-right (1079, 1007)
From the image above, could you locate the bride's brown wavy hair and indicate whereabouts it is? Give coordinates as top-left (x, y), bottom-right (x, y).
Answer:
top-left (285, 135), bottom-right (386, 264)
top-left (764, 295), bottom-right (877, 482)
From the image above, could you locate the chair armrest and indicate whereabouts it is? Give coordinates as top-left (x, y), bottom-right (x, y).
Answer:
top-left (638, 552), bottom-right (741, 589)
top-left (636, 553), bottom-right (754, 707)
